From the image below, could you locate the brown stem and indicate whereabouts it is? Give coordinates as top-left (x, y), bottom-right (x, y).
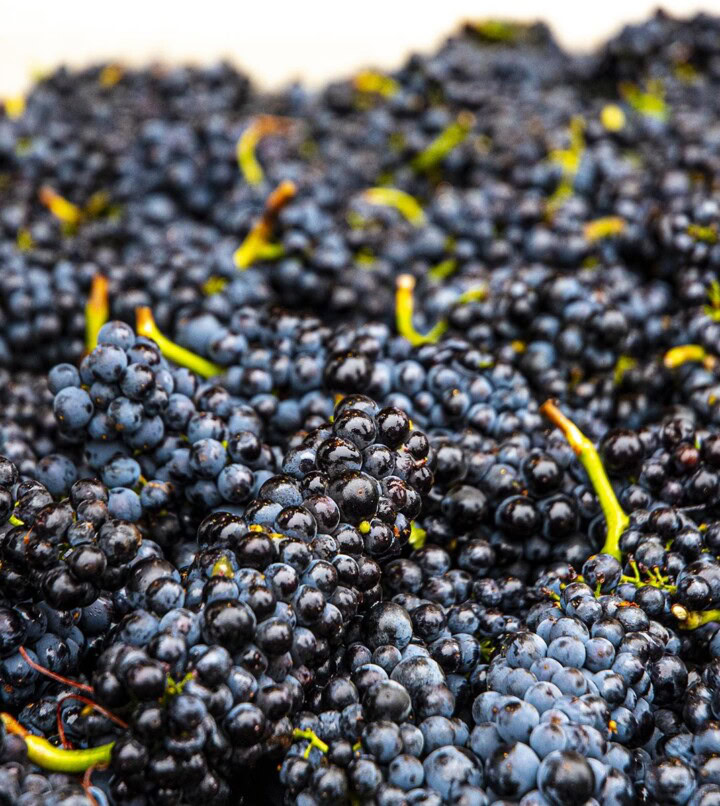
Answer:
top-left (19, 646), bottom-right (94, 693)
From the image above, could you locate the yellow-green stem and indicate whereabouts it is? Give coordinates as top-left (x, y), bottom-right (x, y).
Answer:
top-left (688, 224), bottom-right (718, 244)
top-left (540, 400), bottom-right (628, 560)
top-left (672, 604), bottom-right (720, 630)
top-left (4, 96), bottom-right (25, 120)
top-left (456, 286), bottom-right (487, 305)
top-left (233, 180), bottom-right (296, 270)
top-left (293, 728), bottom-right (329, 754)
top-left (353, 71), bottom-right (398, 97)
top-left (1, 714), bottom-right (113, 773)
top-left (619, 80), bottom-right (668, 121)
top-left (469, 20), bottom-right (522, 43)
top-left (412, 111), bottom-right (475, 172)
top-left (39, 186), bottom-right (82, 226)
top-left (705, 280), bottom-right (720, 321)
top-left (395, 276), bottom-right (486, 347)
top-left (583, 216), bottom-right (626, 242)
top-left (85, 274), bottom-right (109, 352)
top-left (613, 355), bottom-right (637, 386)
top-left (428, 258), bottom-right (458, 281)
top-left (362, 187), bottom-right (425, 226)
top-left (135, 307), bottom-right (223, 379)
top-left (28, 737), bottom-right (113, 773)
top-left (16, 229), bottom-right (34, 252)
top-left (664, 344), bottom-right (714, 369)
top-left (236, 116), bottom-right (293, 186)
top-left (409, 521), bottom-right (427, 550)
top-left (164, 671), bottom-right (195, 697)
top-left (395, 275), bottom-right (448, 347)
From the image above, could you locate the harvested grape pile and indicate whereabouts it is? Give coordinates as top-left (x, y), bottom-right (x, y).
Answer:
top-left (5, 9), bottom-right (720, 805)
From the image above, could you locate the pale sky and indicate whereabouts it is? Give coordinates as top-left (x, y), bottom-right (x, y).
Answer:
top-left (0, 0), bottom-right (718, 96)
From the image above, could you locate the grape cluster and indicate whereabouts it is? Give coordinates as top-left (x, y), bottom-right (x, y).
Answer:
top-left (324, 327), bottom-right (543, 434)
top-left (0, 456), bottom-right (141, 613)
top-left (175, 307), bottom-right (333, 440)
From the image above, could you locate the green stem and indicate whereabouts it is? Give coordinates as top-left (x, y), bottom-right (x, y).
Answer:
top-left (540, 400), bottom-right (628, 560)
top-left (395, 275), bottom-right (448, 347)
top-left (85, 274), bottom-right (109, 352)
top-left (664, 344), bottom-right (715, 370)
top-left (39, 186), bottom-right (82, 226)
top-left (620, 562), bottom-right (677, 593)
top-left (1, 713), bottom-right (113, 773)
top-left (165, 671), bottom-right (195, 697)
top-left (479, 639), bottom-right (495, 662)
top-left (27, 737), bottom-right (113, 773)
top-left (135, 307), bottom-right (223, 379)
top-left (353, 70), bottom-right (398, 97)
top-left (456, 286), bottom-right (487, 305)
top-left (672, 604), bottom-right (720, 630)
top-left (428, 258), bottom-right (457, 281)
top-left (233, 180), bottom-right (296, 270)
top-left (584, 216), bottom-right (626, 242)
top-left (236, 116), bottom-right (292, 186)
top-left (408, 521), bottom-right (427, 550)
top-left (613, 355), bottom-right (637, 386)
top-left (4, 95), bottom-right (26, 120)
top-left (362, 187), bottom-right (425, 226)
top-left (395, 275), bottom-right (487, 347)
top-left (619, 80), bottom-right (668, 121)
top-left (412, 111), bottom-right (475, 172)
top-left (293, 728), bottom-right (329, 755)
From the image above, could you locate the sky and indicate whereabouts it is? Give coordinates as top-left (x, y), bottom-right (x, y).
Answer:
top-left (0, 0), bottom-right (717, 95)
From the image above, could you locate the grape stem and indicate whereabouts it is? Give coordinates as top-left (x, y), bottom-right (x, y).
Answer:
top-left (408, 521), bottom-right (427, 550)
top-left (412, 111), bottom-right (475, 172)
top-left (236, 115), bottom-right (294, 186)
top-left (57, 692), bottom-right (128, 750)
top-left (428, 258), bottom-right (457, 281)
top-left (0, 713), bottom-right (114, 773)
top-left (135, 307), bottom-right (223, 379)
top-left (39, 185), bottom-right (82, 226)
top-left (362, 187), bottom-right (425, 226)
top-left (164, 671), bottom-right (195, 698)
top-left (395, 275), bottom-right (448, 346)
top-left (395, 275), bottom-right (486, 347)
top-left (85, 274), bottom-right (109, 352)
top-left (233, 180), bottom-right (296, 269)
top-left (664, 344), bottom-right (716, 370)
top-left (82, 764), bottom-right (106, 806)
top-left (583, 216), bottom-right (626, 242)
top-left (671, 604), bottom-right (720, 630)
top-left (620, 561), bottom-right (677, 593)
top-left (4, 95), bottom-right (25, 120)
top-left (293, 727), bottom-right (329, 757)
top-left (19, 646), bottom-right (94, 693)
top-left (57, 693), bottom-right (128, 730)
top-left (540, 400), bottom-right (628, 560)
top-left (353, 70), bottom-right (398, 96)
top-left (57, 700), bottom-right (73, 750)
